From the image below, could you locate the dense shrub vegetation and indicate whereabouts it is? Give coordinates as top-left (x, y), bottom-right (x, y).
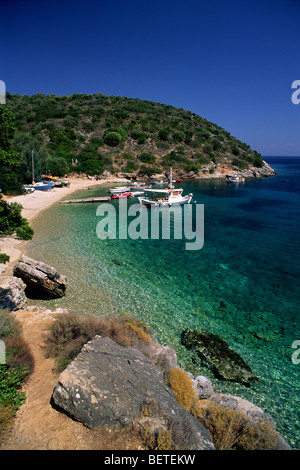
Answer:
top-left (0, 105), bottom-right (24, 194)
top-left (4, 92), bottom-right (264, 184)
top-left (166, 368), bottom-right (197, 412)
top-left (193, 401), bottom-right (280, 450)
top-left (42, 312), bottom-right (152, 372)
top-left (0, 195), bottom-right (34, 240)
top-left (0, 311), bottom-right (34, 438)
top-left (0, 105), bottom-right (34, 275)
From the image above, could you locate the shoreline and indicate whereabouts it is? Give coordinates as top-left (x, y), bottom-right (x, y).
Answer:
top-left (0, 173), bottom-right (295, 450)
top-left (0, 176), bottom-right (128, 271)
top-left (0, 165), bottom-right (275, 270)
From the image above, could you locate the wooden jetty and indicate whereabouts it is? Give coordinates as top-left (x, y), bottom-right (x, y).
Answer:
top-left (60, 197), bottom-right (111, 204)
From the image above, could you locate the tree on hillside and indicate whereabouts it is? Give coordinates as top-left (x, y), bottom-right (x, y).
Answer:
top-left (42, 156), bottom-right (70, 176)
top-left (0, 195), bottom-right (34, 240)
top-left (0, 106), bottom-right (34, 244)
top-left (0, 105), bottom-right (23, 194)
top-left (12, 132), bottom-right (47, 182)
top-left (103, 131), bottom-right (122, 147)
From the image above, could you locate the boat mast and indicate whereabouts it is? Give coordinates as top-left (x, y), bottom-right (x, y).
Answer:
top-left (32, 150), bottom-right (35, 184)
top-left (169, 167), bottom-right (174, 189)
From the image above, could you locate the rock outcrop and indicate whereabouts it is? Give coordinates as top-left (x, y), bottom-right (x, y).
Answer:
top-left (210, 393), bottom-right (291, 450)
top-left (150, 343), bottom-right (179, 373)
top-left (186, 374), bottom-right (290, 449)
top-left (252, 160), bottom-right (277, 178)
top-left (52, 335), bottom-right (214, 450)
top-left (189, 374), bottom-right (215, 399)
top-left (13, 255), bottom-right (68, 298)
top-left (167, 160), bottom-right (277, 181)
top-left (182, 328), bottom-right (258, 384)
top-left (0, 276), bottom-right (27, 311)
top-left (211, 393), bottom-right (276, 425)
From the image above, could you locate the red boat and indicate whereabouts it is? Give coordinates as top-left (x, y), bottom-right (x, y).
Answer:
top-left (111, 192), bottom-right (132, 199)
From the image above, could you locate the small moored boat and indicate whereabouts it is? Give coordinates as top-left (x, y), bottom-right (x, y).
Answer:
top-left (45, 176), bottom-right (70, 187)
top-left (111, 192), bottom-right (132, 199)
top-left (129, 182), bottom-right (152, 189)
top-left (138, 168), bottom-right (193, 207)
top-left (23, 185), bottom-right (35, 194)
top-left (25, 181), bottom-right (54, 191)
top-left (130, 191), bottom-right (145, 197)
top-left (150, 180), bottom-right (167, 185)
top-left (108, 186), bottom-right (131, 194)
top-left (226, 174), bottom-right (245, 183)
top-left (26, 152), bottom-right (54, 191)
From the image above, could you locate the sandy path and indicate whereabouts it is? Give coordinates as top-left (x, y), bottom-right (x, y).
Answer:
top-left (0, 308), bottom-right (90, 450)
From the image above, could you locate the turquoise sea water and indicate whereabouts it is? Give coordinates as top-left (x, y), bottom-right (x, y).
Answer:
top-left (26, 157), bottom-right (300, 448)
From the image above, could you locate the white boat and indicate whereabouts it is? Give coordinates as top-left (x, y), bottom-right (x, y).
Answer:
top-left (130, 191), bottom-right (145, 197)
top-left (150, 180), bottom-right (167, 185)
top-left (138, 168), bottom-right (193, 207)
top-left (129, 182), bottom-right (152, 189)
top-left (25, 181), bottom-right (54, 191)
top-left (24, 151), bottom-right (54, 191)
top-left (226, 174), bottom-right (245, 183)
top-left (23, 185), bottom-right (35, 194)
top-left (108, 186), bottom-right (131, 194)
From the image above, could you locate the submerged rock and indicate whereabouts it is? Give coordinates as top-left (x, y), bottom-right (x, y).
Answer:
top-left (182, 328), bottom-right (258, 384)
top-left (52, 335), bottom-right (214, 450)
top-left (13, 255), bottom-right (68, 299)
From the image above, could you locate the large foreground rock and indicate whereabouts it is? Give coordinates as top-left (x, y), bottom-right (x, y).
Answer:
top-left (182, 329), bottom-right (258, 384)
top-left (0, 276), bottom-right (27, 311)
top-left (13, 255), bottom-right (68, 298)
top-left (52, 336), bottom-right (214, 450)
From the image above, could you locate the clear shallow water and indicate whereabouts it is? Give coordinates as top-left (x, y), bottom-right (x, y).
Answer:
top-left (26, 157), bottom-right (300, 448)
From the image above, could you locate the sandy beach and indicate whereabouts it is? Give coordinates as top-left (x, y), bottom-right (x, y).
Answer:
top-left (0, 175), bottom-right (128, 270)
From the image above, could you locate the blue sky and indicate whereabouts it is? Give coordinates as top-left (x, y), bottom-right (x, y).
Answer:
top-left (1, 0), bottom-right (300, 156)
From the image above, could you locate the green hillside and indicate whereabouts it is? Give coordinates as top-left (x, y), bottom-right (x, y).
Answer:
top-left (5, 92), bottom-right (266, 181)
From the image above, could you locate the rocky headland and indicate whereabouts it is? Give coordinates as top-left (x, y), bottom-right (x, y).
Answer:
top-left (114, 158), bottom-right (276, 182)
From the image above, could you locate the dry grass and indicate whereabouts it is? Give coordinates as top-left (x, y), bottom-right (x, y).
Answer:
top-left (42, 312), bottom-right (153, 372)
top-left (141, 424), bottom-right (174, 450)
top-left (166, 368), bottom-right (197, 412)
top-left (139, 398), bottom-right (177, 450)
top-left (0, 310), bottom-right (34, 373)
top-left (124, 321), bottom-right (151, 345)
top-left (193, 400), bottom-right (280, 450)
top-left (139, 397), bottom-right (202, 450)
top-left (164, 365), bottom-right (281, 450)
top-left (0, 404), bottom-right (14, 439)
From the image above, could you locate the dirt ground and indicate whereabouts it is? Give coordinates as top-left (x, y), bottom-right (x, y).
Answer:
top-left (0, 307), bottom-right (142, 450)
